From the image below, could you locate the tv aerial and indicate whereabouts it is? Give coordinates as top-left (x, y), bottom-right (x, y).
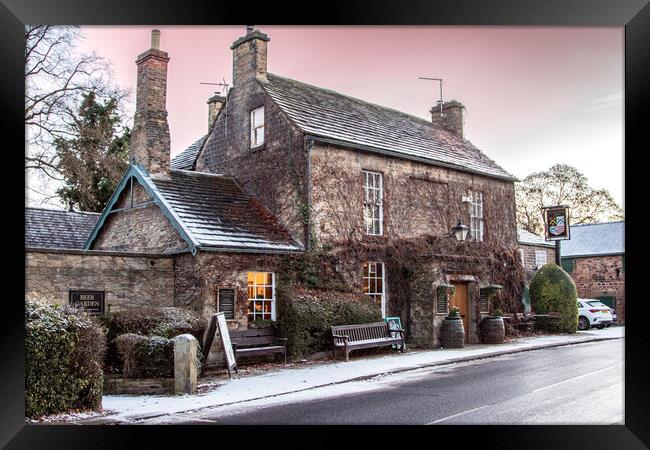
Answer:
top-left (200, 77), bottom-right (229, 96)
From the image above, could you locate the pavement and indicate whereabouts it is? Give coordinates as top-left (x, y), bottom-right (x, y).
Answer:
top-left (71, 326), bottom-right (623, 425)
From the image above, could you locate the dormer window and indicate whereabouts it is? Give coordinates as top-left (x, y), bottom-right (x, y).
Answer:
top-left (250, 106), bottom-right (265, 148)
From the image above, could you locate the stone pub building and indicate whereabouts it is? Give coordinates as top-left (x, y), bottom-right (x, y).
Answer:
top-left (26, 27), bottom-right (524, 354)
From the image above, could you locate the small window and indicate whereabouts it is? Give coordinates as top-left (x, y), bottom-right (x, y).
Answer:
top-left (247, 271), bottom-right (274, 322)
top-left (363, 170), bottom-right (383, 235)
top-left (535, 250), bottom-right (547, 268)
top-left (363, 261), bottom-right (386, 317)
top-left (250, 106), bottom-right (265, 148)
top-left (469, 191), bottom-right (484, 241)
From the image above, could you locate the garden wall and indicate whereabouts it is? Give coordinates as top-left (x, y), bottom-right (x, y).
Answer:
top-left (25, 248), bottom-right (175, 312)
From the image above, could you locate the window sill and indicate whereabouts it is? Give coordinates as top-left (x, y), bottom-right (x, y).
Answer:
top-left (250, 143), bottom-right (267, 153)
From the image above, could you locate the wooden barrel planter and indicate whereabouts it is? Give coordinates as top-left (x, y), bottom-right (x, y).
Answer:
top-left (440, 317), bottom-right (465, 348)
top-left (480, 317), bottom-right (505, 344)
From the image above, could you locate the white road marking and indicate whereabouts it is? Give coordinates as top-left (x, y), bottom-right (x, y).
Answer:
top-left (532, 363), bottom-right (622, 393)
top-left (426, 404), bottom-right (490, 424)
top-left (426, 362), bottom-right (622, 425)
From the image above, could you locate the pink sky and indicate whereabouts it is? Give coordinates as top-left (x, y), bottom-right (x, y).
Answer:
top-left (77, 26), bottom-right (624, 207)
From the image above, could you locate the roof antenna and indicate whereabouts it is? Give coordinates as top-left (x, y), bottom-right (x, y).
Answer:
top-left (200, 78), bottom-right (229, 96)
top-left (200, 78), bottom-right (230, 137)
top-left (419, 77), bottom-right (444, 115)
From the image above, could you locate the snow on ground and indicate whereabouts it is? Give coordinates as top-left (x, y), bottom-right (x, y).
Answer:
top-left (98, 327), bottom-right (623, 423)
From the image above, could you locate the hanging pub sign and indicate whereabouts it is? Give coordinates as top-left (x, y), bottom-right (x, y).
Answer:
top-left (69, 290), bottom-right (105, 315)
top-left (543, 205), bottom-right (571, 241)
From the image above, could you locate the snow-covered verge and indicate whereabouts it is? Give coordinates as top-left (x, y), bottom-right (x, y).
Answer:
top-left (52, 326), bottom-right (623, 424)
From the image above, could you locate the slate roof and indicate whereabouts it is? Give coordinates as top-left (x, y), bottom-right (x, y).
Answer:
top-left (170, 135), bottom-right (206, 171)
top-left (260, 73), bottom-right (515, 181)
top-left (151, 169), bottom-right (302, 252)
top-left (85, 164), bottom-right (303, 254)
top-left (26, 207), bottom-right (99, 249)
top-left (560, 222), bottom-right (625, 258)
top-left (517, 228), bottom-right (555, 248)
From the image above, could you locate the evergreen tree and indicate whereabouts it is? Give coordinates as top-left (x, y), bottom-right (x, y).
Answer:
top-left (55, 92), bottom-right (130, 212)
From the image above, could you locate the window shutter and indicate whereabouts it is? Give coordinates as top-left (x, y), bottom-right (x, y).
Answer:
top-left (479, 288), bottom-right (489, 314)
top-left (561, 258), bottom-right (574, 273)
top-left (436, 288), bottom-right (448, 314)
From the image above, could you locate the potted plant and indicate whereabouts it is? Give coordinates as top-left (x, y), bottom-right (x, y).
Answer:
top-left (447, 305), bottom-right (461, 319)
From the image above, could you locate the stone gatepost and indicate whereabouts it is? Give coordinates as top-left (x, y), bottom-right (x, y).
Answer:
top-left (174, 334), bottom-right (198, 395)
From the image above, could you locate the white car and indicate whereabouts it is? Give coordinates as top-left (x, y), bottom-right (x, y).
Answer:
top-left (577, 299), bottom-right (613, 330)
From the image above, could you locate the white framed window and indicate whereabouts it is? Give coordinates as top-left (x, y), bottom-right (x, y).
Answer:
top-left (363, 261), bottom-right (386, 318)
top-left (535, 250), bottom-right (547, 268)
top-left (247, 271), bottom-right (275, 322)
top-left (518, 248), bottom-right (525, 266)
top-left (250, 106), bottom-right (265, 148)
top-left (469, 191), bottom-right (484, 241)
top-left (363, 170), bottom-right (383, 235)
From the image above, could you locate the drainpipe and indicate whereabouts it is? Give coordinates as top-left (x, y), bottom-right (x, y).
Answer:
top-left (305, 137), bottom-right (313, 251)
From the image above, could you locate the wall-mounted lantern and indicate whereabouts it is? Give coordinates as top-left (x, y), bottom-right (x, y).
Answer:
top-left (451, 221), bottom-right (469, 242)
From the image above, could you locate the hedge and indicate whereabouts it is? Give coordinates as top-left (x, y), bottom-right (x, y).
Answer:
top-left (529, 263), bottom-right (579, 333)
top-left (25, 299), bottom-right (106, 418)
top-left (114, 333), bottom-right (204, 378)
top-left (98, 307), bottom-right (206, 372)
top-left (276, 287), bottom-right (382, 360)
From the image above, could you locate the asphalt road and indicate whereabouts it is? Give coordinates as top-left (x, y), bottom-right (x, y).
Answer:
top-left (147, 339), bottom-right (624, 425)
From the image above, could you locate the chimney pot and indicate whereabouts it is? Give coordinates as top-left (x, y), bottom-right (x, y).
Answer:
top-left (131, 31), bottom-right (171, 176)
top-left (151, 29), bottom-right (161, 50)
top-left (431, 100), bottom-right (465, 139)
top-left (230, 27), bottom-right (270, 88)
top-left (207, 94), bottom-right (226, 130)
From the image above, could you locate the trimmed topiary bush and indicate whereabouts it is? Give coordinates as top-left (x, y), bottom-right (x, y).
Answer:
top-left (276, 287), bottom-right (382, 360)
top-left (529, 263), bottom-right (579, 333)
top-left (25, 299), bottom-right (106, 418)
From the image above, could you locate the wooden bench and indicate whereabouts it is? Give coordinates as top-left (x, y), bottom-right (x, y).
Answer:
top-left (230, 328), bottom-right (287, 364)
top-left (331, 322), bottom-right (406, 362)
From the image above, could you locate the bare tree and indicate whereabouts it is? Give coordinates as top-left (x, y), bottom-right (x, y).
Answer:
top-left (25, 25), bottom-right (130, 208)
top-left (516, 164), bottom-right (624, 235)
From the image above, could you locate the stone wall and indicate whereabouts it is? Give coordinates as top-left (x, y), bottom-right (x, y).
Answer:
top-left (568, 255), bottom-right (625, 323)
top-left (309, 143), bottom-right (518, 248)
top-left (92, 179), bottom-right (189, 254)
top-left (196, 42), bottom-right (308, 248)
top-left (25, 249), bottom-right (174, 312)
top-left (408, 261), bottom-right (497, 348)
top-left (173, 251), bottom-right (287, 368)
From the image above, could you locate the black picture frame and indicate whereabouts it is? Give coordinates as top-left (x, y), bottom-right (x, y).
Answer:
top-left (5, 1), bottom-right (647, 447)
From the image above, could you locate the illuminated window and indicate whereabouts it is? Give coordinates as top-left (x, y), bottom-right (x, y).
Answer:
top-left (247, 271), bottom-right (274, 322)
top-left (363, 262), bottom-right (386, 317)
top-left (469, 191), bottom-right (484, 241)
top-left (363, 170), bottom-right (383, 235)
top-left (250, 106), bottom-right (265, 148)
top-left (535, 250), bottom-right (547, 268)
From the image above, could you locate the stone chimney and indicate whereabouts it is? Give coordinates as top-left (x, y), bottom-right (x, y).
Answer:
top-left (430, 100), bottom-right (465, 138)
top-left (230, 25), bottom-right (270, 88)
top-left (207, 94), bottom-right (225, 130)
top-left (130, 29), bottom-right (171, 177)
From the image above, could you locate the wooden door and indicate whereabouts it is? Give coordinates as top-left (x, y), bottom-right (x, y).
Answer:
top-left (451, 282), bottom-right (470, 342)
